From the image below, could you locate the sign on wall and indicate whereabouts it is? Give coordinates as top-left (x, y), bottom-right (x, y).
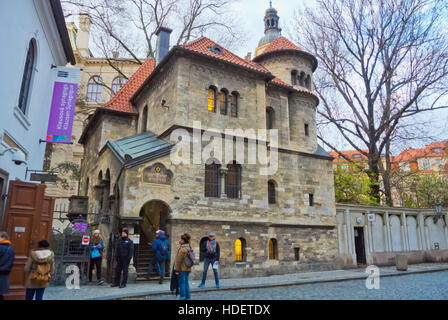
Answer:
top-left (45, 67), bottom-right (81, 144)
top-left (367, 213), bottom-right (376, 222)
top-left (143, 163), bottom-right (173, 185)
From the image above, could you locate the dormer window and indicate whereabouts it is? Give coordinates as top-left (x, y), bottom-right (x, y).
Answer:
top-left (433, 148), bottom-right (442, 154)
top-left (209, 45), bottom-right (224, 55)
top-left (353, 154), bottom-right (361, 159)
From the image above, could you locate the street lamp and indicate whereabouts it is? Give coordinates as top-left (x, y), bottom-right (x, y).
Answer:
top-left (434, 200), bottom-right (443, 224)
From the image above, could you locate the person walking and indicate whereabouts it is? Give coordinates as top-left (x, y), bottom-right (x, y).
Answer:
top-left (174, 233), bottom-right (192, 300)
top-left (24, 240), bottom-right (54, 300)
top-left (0, 232), bottom-right (15, 300)
top-left (111, 229), bottom-right (134, 288)
top-left (89, 230), bottom-right (105, 285)
top-left (199, 233), bottom-right (220, 288)
top-left (151, 231), bottom-right (170, 284)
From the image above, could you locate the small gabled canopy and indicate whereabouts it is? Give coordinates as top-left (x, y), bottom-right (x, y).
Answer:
top-left (314, 144), bottom-right (333, 159)
top-left (107, 131), bottom-right (174, 167)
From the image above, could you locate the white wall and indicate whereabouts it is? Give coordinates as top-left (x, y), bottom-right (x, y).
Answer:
top-left (0, 1), bottom-right (68, 189)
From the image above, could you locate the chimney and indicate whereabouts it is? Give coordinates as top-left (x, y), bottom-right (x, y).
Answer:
top-left (112, 51), bottom-right (119, 59)
top-left (245, 52), bottom-right (252, 61)
top-left (77, 13), bottom-right (92, 58)
top-left (155, 26), bottom-right (173, 65)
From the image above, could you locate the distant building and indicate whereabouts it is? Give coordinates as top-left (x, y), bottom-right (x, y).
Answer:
top-left (0, 0), bottom-right (75, 225)
top-left (43, 14), bottom-right (143, 214)
top-left (393, 142), bottom-right (447, 173)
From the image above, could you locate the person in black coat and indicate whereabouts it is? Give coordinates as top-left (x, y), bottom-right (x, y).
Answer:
top-left (0, 232), bottom-right (15, 300)
top-left (111, 229), bottom-right (134, 288)
top-left (198, 233), bottom-right (220, 288)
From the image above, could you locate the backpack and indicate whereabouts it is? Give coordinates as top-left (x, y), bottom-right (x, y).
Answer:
top-left (159, 240), bottom-right (169, 257)
top-left (184, 247), bottom-right (195, 268)
top-left (30, 262), bottom-right (51, 284)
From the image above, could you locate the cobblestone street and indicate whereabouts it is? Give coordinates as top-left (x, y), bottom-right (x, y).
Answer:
top-left (141, 271), bottom-right (448, 300)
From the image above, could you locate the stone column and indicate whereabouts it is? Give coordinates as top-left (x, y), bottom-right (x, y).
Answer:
top-left (401, 212), bottom-right (408, 252)
top-left (219, 167), bottom-right (228, 199)
top-left (417, 213), bottom-right (425, 250)
top-left (384, 212), bottom-right (391, 252)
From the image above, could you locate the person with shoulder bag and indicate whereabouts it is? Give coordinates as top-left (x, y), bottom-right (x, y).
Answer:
top-left (89, 230), bottom-right (105, 285)
top-left (174, 233), bottom-right (194, 300)
top-left (24, 240), bottom-right (54, 300)
top-left (0, 232), bottom-right (15, 300)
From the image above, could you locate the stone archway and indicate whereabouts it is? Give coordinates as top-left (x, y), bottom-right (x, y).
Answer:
top-left (138, 200), bottom-right (172, 243)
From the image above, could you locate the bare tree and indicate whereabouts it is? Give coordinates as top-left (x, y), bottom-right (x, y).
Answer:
top-left (292, 0), bottom-right (448, 205)
top-left (62, 0), bottom-right (245, 77)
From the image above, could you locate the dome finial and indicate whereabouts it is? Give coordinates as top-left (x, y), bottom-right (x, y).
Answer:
top-left (270, 0), bottom-right (272, 8)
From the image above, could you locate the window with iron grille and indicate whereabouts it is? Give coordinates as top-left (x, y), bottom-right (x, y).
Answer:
top-left (220, 90), bottom-right (228, 115)
top-left (18, 39), bottom-right (36, 114)
top-left (268, 180), bottom-right (276, 204)
top-left (226, 161), bottom-right (241, 199)
top-left (208, 87), bottom-right (217, 112)
top-left (205, 162), bottom-right (220, 197)
top-left (231, 92), bottom-right (239, 117)
top-left (87, 76), bottom-right (103, 102)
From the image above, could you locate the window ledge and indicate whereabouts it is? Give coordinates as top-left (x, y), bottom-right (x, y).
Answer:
top-left (13, 107), bottom-right (31, 130)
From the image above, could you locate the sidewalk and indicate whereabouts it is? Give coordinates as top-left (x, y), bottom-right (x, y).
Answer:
top-left (45, 263), bottom-right (448, 300)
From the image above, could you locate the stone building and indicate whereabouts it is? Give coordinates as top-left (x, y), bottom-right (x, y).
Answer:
top-left (43, 14), bottom-right (143, 213)
top-left (76, 5), bottom-right (339, 281)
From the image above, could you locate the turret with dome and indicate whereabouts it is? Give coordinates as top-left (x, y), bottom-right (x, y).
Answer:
top-left (254, 2), bottom-right (317, 92)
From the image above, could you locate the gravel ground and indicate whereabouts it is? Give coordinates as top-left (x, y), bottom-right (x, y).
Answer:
top-left (138, 271), bottom-right (448, 300)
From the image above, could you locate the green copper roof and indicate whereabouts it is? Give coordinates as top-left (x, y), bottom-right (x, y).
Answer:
top-left (108, 131), bottom-right (173, 166)
top-left (314, 144), bottom-right (332, 158)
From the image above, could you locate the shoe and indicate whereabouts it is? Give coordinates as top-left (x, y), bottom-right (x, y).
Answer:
top-left (110, 284), bottom-right (119, 287)
top-left (119, 284), bottom-right (126, 288)
top-left (159, 280), bottom-right (163, 285)
top-left (97, 280), bottom-right (104, 286)
top-left (198, 283), bottom-right (205, 288)
top-left (216, 283), bottom-right (220, 289)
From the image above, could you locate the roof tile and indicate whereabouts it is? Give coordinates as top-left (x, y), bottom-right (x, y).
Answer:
top-left (258, 37), bottom-right (301, 56)
top-left (102, 59), bottom-right (155, 113)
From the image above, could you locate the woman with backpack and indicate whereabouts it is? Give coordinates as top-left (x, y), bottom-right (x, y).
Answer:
top-left (174, 233), bottom-right (193, 300)
top-left (0, 232), bottom-right (15, 300)
top-left (89, 230), bottom-right (105, 285)
top-left (24, 240), bottom-right (54, 300)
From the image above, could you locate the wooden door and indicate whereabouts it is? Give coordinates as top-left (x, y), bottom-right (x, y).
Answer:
top-left (354, 227), bottom-right (366, 266)
top-left (2, 180), bottom-right (54, 300)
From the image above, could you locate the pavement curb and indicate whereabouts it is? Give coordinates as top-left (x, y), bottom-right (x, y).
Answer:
top-left (85, 266), bottom-right (448, 300)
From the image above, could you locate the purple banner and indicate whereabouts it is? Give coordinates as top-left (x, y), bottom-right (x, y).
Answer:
top-left (45, 67), bottom-right (80, 144)
top-left (46, 82), bottom-right (77, 144)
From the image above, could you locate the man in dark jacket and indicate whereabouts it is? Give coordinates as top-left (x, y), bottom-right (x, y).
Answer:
top-left (198, 233), bottom-right (220, 288)
top-left (0, 232), bottom-right (15, 300)
top-left (111, 229), bottom-right (134, 288)
top-left (150, 232), bottom-right (170, 284)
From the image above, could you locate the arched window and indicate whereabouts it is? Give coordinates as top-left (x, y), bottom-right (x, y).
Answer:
top-left (231, 92), bottom-right (239, 118)
top-left (205, 160), bottom-right (220, 198)
top-left (18, 39), bottom-right (37, 114)
top-left (87, 76), bottom-right (103, 102)
top-left (220, 89), bottom-right (228, 115)
top-left (266, 107), bottom-right (274, 130)
top-left (291, 70), bottom-right (298, 86)
top-left (305, 75), bottom-right (311, 89)
top-left (208, 86), bottom-right (217, 112)
top-left (299, 72), bottom-right (306, 87)
top-left (226, 161), bottom-right (241, 199)
top-left (141, 105), bottom-right (148, 133)
top-left (268, 180), bottom-right (276, 204)
top-left (112, 77), bottom-right (126, 95)
top-left (235, 238), bottom-right (246, 262)
top-left (269, 239), bottom-right (278, 260)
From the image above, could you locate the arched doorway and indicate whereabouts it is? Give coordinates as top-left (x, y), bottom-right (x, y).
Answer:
top-left (134, 200), bottom-right (171, 281)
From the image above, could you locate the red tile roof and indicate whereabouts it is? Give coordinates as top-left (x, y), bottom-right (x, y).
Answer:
top-left (261, 37), bottom-right (301, 56)
top-left (180, 37), bottom-right (270, 74)
top-left (102, 59), bottom-right (155, 113)
top-left (269, 77), bottom-right (319, 103)
top-left (394, 142), bottom-right (448, 162)
top-left (328, 150), bottom-right (370, 163)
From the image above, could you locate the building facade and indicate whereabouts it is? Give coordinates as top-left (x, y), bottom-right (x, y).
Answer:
top-left (43, 14), bottom-right (143, 215)
top-left (76, 5), bottom-right (339, 281)
top-left (0, 0), bottom-right (75, 226)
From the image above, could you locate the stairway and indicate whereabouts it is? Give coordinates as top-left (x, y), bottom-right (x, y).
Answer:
top-left (135, 232), bottom-right (170, 281)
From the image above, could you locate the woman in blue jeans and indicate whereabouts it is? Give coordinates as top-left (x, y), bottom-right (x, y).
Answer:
top-left (174, 233), bottom-right (192, 300)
